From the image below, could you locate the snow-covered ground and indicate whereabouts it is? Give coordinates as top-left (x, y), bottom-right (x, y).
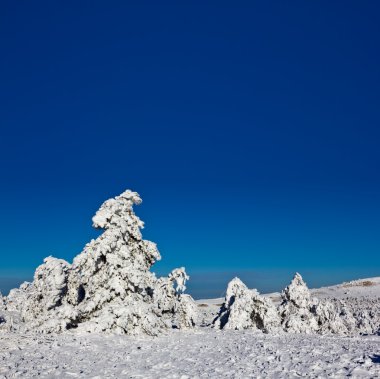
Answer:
top-left (1, 277), bottom-right (379, 378)
top-left (1, 329), bottom-right (380, 378)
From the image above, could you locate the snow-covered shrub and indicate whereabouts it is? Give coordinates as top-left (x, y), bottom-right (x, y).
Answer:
top-left (215, 273), bottom-right (380, 336)
top-left (279, 273), bottom-right (319, 334)
top-left (213, 277), bottom-right (280, 332)
top-left (175, 294), bottom-right (199, 329)
top-left (319, 297), bottom-right (380, 335)
top-left (279, 273), bottom-right (380, 336)
top-left (0, 189), bottom-right (196, 335)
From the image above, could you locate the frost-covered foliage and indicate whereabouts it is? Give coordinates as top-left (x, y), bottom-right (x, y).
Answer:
top-left (279, 273), bottom-right (319, 333)
top-left (0, 189), bottom-right (197, 335)
top-left (169, 267), bottom-right (189, 295)
top-left (214, 278), bottom-right (280, 332)
top-left (278, 273), bottom-right (380, 335)
top-left (175, 294), bottom-right (199, 329)
top-left (215, 273), bottom-right (380, 336)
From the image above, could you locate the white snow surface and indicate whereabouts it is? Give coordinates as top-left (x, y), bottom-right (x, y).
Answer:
top-left (1, 329), bottom-right (380, 378)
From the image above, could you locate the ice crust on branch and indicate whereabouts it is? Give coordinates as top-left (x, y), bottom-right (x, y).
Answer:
top-left (0, 190), bottom-right (197, 335)
top-left (214, 273), bottom-right (380, 336)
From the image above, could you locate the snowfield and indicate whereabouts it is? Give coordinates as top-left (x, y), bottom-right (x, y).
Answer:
top-left (1, 278), bottom-right (379, 378)
top-left (1, 327), bottom-right (380, 378)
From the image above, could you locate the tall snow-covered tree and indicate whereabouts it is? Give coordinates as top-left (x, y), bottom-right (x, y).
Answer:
top-left (1, 189), bottom-right (197, 335)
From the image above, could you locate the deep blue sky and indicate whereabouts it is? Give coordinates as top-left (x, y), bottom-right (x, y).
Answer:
top-left (1, 1), bottom-right (379, 298)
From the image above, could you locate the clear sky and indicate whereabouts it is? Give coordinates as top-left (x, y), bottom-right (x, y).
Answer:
top-left (1, 1), bottom-right (379, 298)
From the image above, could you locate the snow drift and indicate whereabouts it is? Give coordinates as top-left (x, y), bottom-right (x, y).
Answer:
top-left (214, 273), bottom-right (380, 336)
top-left (0, 189), bottom-right (197, 335)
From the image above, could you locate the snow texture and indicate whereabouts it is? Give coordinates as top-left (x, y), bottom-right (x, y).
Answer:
top-left (1, 330), bottom-right (380, 378)
top-left (0, 189), bottom-right (197, 335)
top-left (214, 273), bottom-right (380, 336)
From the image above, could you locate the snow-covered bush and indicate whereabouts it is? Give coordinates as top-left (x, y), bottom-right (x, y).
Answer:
top-left (278, 273), bottom-right (376, 335)
top-left (0, 189), bottom-right (197, 335)
top-left (215, 273), bottom-right (380, 336)
top-left (213, 277), bottom-right (280, 332)
top-left (279, 273), bottom-right (319, 334)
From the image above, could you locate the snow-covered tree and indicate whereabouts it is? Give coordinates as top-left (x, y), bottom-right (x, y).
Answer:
top-left (215, 273), bottom-right (380, 336)
top-left (0, 189), bottom-right (197, 335)
top-left (278, 273), bottom-right (319, 333)
top-left (213, 277), bottom-right (280, 332)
